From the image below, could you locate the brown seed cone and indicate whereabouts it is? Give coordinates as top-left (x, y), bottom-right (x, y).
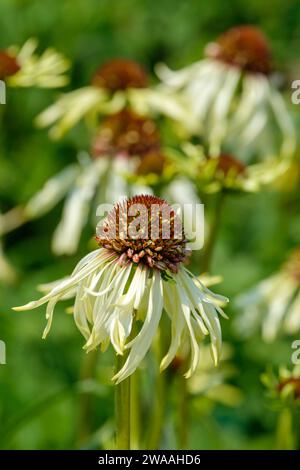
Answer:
top-left (92, 58), bottom-right (148, 91)
top-left (205, 26), bottom-right (272, 75)
top-left (96, 195), bottom-right (189, 273)
top-left (91, 109), bottom-right (161, 159)
top-left (0, 50), bottom-right (20, 80)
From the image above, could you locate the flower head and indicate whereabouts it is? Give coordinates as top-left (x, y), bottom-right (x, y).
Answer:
top-left (14, 195), bottom-right (228, 382)
top-left (235, 248), bottom-right (300, 342)
top-left (92, 109), bottom-right (160, 159)
top-left (92, 58), bottom-right (148, 91)
top-left (169, 144), bottom-right (262, 193)
top-left (205, 26), bottom-right (271, 75)
top-left (156, 25), bottom-right (296, 160)
top-left (96, 194), bottom-right (188, 273)
top-left (35, 57), bottom-right (160, 140)
top-left (4, 39), bottom-right (70, 88)
top-left (0, 50), bottom-right (20, 80)
top-left (262, 365), bottom-right (300, 405)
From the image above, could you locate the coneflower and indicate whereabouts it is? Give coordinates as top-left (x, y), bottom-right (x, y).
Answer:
top-left (157, 25), bottom-right (296, 161)
top-left (92, 58), bottom-right (148, 91)
top-left (34, 58), bottom-right (151, 139)
top-left (262, 365), bottom-right (300, 450)
top-left (91, 109), bottom-right (161, 160)
top-left (35, 56), bottom-right (191, 139)
top-left (1, 39), bottom-right (69, 88)
top-left (0, 50), bottom-right (20, 80)
top-left (169, 139), bottom-right (293, 195)
top-left (205, 26), bottom-right (271, 75)
top-left (13, 195), bottom-right (228, 381)
top-left (262, 366), bottom-right (300, 405)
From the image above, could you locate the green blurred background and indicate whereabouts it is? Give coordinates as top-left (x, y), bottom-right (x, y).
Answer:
top-left (0, 0), bottom-right (300, 449)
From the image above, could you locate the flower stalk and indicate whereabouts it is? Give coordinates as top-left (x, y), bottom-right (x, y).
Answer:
top-left (115, 352), bottom-right (131, 450)
top-left (178, 374), bottom-right (189, 449)
top-left (147, 327), bottom-right (167, 449)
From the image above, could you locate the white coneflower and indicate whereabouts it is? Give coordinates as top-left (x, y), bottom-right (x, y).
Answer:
top-left (168, 142), bottom-right (293, 194)
top-left (262, 365), bottom-right (300, 402)
top-left (1, 38), bottom-right (69, 88)
top-left (35, 57), bottom-right (191, 139)
top-left (157, 26), bottom-right (296, 160)
top-left (13, 195), bottom-right (228, 382)
top-left (235, 248), bottom-right (300, 342)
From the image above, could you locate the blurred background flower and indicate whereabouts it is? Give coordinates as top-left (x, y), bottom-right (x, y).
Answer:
top-left (3, 38), bottom-right (70, 89)
top-left (235, 248), bottom-right (300, 342)
top-left (157, 25), bottom-right (296, 161)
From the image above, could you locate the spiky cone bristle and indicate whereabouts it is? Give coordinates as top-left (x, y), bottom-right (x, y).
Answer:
top-left (96, 195), bottom-right (189, 273)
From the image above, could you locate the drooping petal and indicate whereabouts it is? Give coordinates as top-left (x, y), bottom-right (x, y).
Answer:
top-left (52, 160), bottom-right (104, 255)
top-left (24, 165), bottom-right (79, 219)
top-left (113, 270), bottom-right (163, 383)
top-left (35, 87), bottom-right (108, 139)
top-left (262, 277), bottom-right (297, 342)
top-left (160, 281), bottom-right (185, 371)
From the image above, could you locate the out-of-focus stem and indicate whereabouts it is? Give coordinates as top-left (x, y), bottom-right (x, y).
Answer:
top-left (178, 374), bottom-right (188, 449)
top-left (276, 407), bottom-right (295, 449)
top-left (130, 368), bottom-right (140, 449)
top-left (147, 330), bottom-right (166, 449)
top-left (115, 354), bottom-right (131, 450)
top-left (77, 350), bottom-right (98, 446)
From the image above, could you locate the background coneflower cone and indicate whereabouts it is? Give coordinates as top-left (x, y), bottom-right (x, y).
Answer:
top-left (0, 50), bottom-right (20, 79)
top-left (92, 58), bottom-right (148, 90)
top-left (205, 25), bottom-right (272, 74)
top-left (91, 110), bottom-right (165, 175)
top-left (92, 109), bottom-right (160, 157)
top-left (96, 194), bottom-right (189, 273)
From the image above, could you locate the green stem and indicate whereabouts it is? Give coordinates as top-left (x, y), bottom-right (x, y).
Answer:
top-left (178, 375), bottom-right (188, 449)
top-left (276, 407), bottom-right (295, 450)
top-left (147, 330), bottom-right (166, 449)
top-left (115, 354), bottom-right (131, 450)
top-left (202, 191), bottom-right (225, 273)
top-left (130, 368), bottom-right (140, 449)
top-left (77, 350), bottom-right (98, 446)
